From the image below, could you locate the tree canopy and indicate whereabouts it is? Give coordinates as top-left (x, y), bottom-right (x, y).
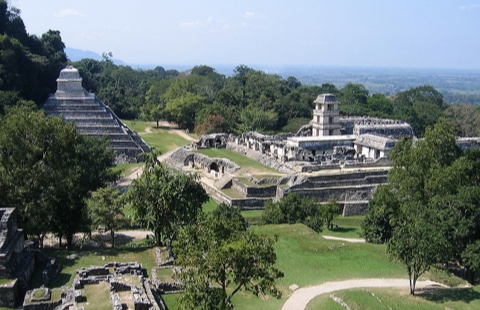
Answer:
top-left (0, 105), bottom-right (117, 247)
top-left (174, 204), bottom-right (283, 309)
top-left (126, 151), bottom-right (209, 246)
top-left (261, 193), bottom-right (339, 233)
top-left (362, 119), bottom-right (480, 290)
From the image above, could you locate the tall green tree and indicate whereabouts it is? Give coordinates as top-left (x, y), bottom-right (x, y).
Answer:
top-left (0, 1), bottom-right (67, 104)
top-left (338, 83), bottom-right (369, 115)
top-left (174, 204), bottom-right (283, 310)
top-left (387, 209), bottom-right (450, 295)
top-left (88, 186), bottom-right (124, 248)
top-left (0, 105), bottom-right (117, 247)
top-left (262, 193), bottom-right (324, 232)
top-left (393, 86), bottom-right (447, 136)
top-left (444, 104), bottom-right (480, 137)
top-left (126, 151), bottom-right (208, 246)
top-left (363, 119), bottom-right (480, 285)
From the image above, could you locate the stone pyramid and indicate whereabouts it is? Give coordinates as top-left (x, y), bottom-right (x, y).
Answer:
top-left (43, 66), bottom-right (150, 163)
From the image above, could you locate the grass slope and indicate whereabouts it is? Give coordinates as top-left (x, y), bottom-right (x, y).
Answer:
top-left (227, 223), bottom-right (407, 310)
top-left (122, 120), bottom-right (190, 154)
top-left (306, 286), bottom-right (480, 310)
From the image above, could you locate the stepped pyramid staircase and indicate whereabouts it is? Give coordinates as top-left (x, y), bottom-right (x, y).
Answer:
top-left (42, 66), bottom-right (150, 163)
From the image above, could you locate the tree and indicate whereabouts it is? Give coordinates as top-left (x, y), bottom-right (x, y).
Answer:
top-left (238, 105), bottom-right (278, 133)
top-left (174, 204), bottom-right (283, 309)
top-left (462, 241), bottom-right (480, 283)
top-left (194, 115), bottom-right (229, 135)
top-left (387, 209), bottom-right (449, 295)
top-left (319, 199), bottom-right (339, 230)
top-left (88, 186), bottom-right (124, 248)
top-left (361, 185), bottom-right (399, 243)
top-left (164, 93), bottom-right (206, 129)
top-left (393, 86), bottom-right (447, 136)
top-left (262, 193), bottom-right (324, 232)
top-left (366, 93), bottom-right (394, 118)
top-left (444, 104), bottom-right (480, 137)
top-left (126, 151), bottom-right (208, 246)
top-left (0, 106), bottom-right (117, 247)
top-left (363, 119), bottom-right (480, 284)
top-left (338, 83), bottom-right (369, 115)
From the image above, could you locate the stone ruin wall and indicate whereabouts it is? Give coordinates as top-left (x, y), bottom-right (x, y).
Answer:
top-left (168, 147), bottom-right (240, 174)
top-left (226, 142), bottom-right (296, 174)
top-left (0, 279), bottom-right (20, 308)
top-left (231, 179), bottom-right (278, 198)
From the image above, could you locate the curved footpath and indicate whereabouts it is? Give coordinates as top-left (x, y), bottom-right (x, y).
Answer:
top-left (281, 278), bottom-right (442, 310)
top-left (322, 235), bottom-right (365, 243)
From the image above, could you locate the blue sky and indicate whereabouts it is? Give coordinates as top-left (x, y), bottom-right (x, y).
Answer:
top-left (12, 0), bottom-right (480, 70)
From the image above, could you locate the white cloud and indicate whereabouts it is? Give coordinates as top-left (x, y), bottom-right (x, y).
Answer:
top-left (244, 11), bottom-right (262, 19)
top-left (179, 18), bottom-right (230, 32)
top-left (179, 21), bottom-right (201, 29)
top-left (55, 9), bottom-right (85, 18)
top-left (459, 4), bottom-right (480, 10)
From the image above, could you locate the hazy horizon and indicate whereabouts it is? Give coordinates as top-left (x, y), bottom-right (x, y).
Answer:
top-left (13, 0), bottom-right (480, 71)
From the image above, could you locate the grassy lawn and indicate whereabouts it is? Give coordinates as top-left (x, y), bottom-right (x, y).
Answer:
top-left (306, 286), bottom-right (480, 310)
top-left (77, 282), bottom-right (112, 310)
top-left (194, 148), bottom-right (282, 177)
top-left (220, 223), bottom-right (407, 310)
top-left (241, 209), bottom-right (264, 225)
top-left (122, 120), bottom-right (191, 154)
top-left (324, 215), bottom-right (365, 238)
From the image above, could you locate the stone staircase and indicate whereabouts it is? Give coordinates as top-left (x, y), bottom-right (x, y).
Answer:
top-left (42, 66), bottom-right (150, 163)
top-left (214, 174), bottom-right (233, 189)
top-left (43, 99), bottom-right (149, 162)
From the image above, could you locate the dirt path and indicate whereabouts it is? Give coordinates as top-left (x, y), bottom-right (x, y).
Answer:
top-left (281, 278), bottom-right (443, 310)
top-left (117, 121), bottom-right (197, 187)
top-left (322, 235), bottom-right (366, 243)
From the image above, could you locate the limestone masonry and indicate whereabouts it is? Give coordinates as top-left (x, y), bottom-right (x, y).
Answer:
top-left (43, 66), bottom-right (150, 163)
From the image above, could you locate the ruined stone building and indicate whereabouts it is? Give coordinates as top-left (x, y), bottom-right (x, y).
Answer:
top-left (171, 93), bottom-right (416, 215)
top-left (42, 66), bottom-right (150, 163)
top-left (237, 93), bottom-right (415, 164)
top-left (0, 208), bottom-right (35, 307)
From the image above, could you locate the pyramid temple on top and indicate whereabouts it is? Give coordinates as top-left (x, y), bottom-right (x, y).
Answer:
top-left (43, 66), bottom-right (150, 163)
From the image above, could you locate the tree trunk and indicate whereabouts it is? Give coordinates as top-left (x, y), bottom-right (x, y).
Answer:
top-left (155, 229), bottom-right (162, 246)
top-left (66, 233), bottom-right (73, 248)
top-left (111, 230), bottom-right (115, 248)
top-left (156, 120), bottom-right (159, 128)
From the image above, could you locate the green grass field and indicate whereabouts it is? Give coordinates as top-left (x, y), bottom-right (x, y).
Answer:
top-left (122, 120), bottom-right (191, 154)
top-left (306, 286), bottom-right (480, 310)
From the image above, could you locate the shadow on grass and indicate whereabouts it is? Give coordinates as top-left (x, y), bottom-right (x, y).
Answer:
top-left (418, 287), bottom-right (480, 304)
top-left (328, 226), bottom-right (357, 234)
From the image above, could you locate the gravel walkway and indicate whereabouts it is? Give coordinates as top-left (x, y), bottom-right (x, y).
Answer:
top-left (322, 235), bottom-right (366, 243)
top-left (282, 278), bottom-right (442, 310)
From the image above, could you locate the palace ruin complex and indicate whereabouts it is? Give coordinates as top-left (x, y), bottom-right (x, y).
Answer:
top-left (43, 66), bottom-right (150, 163)
top-left (169, 93), bottom-right (418, 215)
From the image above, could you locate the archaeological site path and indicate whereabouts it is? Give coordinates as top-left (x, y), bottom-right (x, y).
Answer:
top-left (281, 278), bottom-right (444, 310)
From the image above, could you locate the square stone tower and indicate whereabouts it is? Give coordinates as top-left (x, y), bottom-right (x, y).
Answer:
top-left (312, 93), bottom-right (341, 137)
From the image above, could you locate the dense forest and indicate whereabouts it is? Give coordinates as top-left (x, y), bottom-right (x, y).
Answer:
top-left (1, 1), bottom-right (480, 138)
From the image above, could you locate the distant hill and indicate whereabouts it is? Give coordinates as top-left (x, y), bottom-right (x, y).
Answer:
top-left (65, 47), bottom-right (127, 66)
